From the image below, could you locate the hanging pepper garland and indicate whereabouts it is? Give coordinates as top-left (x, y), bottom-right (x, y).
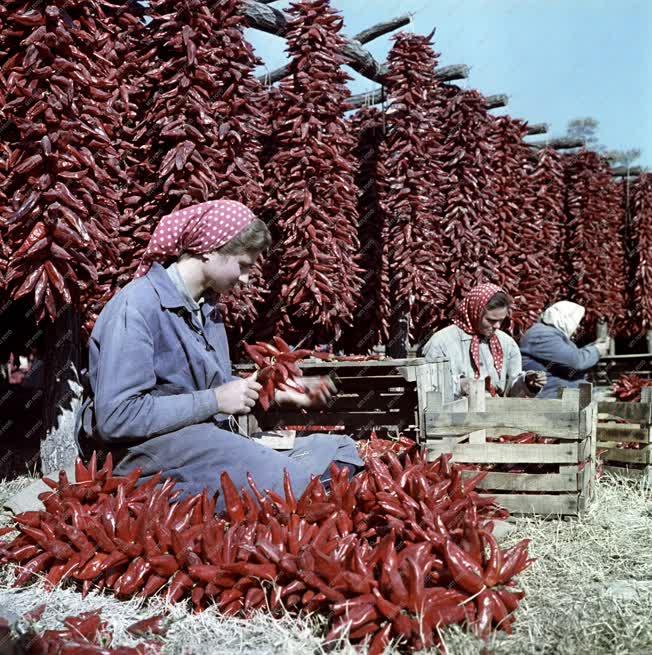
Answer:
top-left (377, 32), bottom-right (450, 345)
top-left (262, 0), bottom-right (362, 343)
top-left (526, 148), bottom-right (566, 304)
top-left (630, 173), bottom-right (652, 333)
top-left (432, 86), bottom-right (502, 329)
top-left (0, 1), bottom-right (125, 324)
top-left (563, 151), bottom-right (628, 335)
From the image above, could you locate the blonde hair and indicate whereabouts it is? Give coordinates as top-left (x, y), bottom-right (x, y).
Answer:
top-left (218, 218), bottom-right (271, 255)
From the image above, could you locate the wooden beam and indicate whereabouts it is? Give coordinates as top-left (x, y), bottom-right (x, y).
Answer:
top-left (485, 94), bottom-right (508, 109)
top-left (352, 14), bottom-right (412, 44)
top-left (347, 87), bottom-right (386, 110)
top-left (436, 64), bottom-right (470, 82)
top-left (242, 1), bottom-right (289, 35)
top-left (245, 1), bottom-right (388, 84)
top-left (529, 137), bottom-right (586, 150)
top-left (526, 123), bottom-right (549, 136)
top-left (612, 165), bottom-right (643, 177)
top-left (346, 67), bottom-right (471, 110)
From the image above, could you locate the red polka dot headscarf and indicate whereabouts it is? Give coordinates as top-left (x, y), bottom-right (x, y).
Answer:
top-left (135, 200), bottom-right (256, 278)
top-left (452, 283), bottom-right (506, 378)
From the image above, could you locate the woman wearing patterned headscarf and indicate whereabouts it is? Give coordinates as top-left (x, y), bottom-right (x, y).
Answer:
top-left (82, 200), bottom-right (363, 512)
top-left (422, 283), bottom-right (546, 400)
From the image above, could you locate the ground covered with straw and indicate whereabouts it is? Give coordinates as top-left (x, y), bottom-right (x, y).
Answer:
top-left (1, 473), bottom-right (651, 654)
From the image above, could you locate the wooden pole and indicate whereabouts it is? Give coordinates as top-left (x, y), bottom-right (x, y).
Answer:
top-left (485, 94), bottom-right (508, 109)
top-left (352, 15), bottom-right (412, 44)
top-left (525, 123), bottom-right (549, 136)
top-left (529, 137), bottom-right (585, 150)
top-left (612, 165), bottom-right (643, 177)
top-left (246, 1), bottom-right (395, 84)
top-left (40, 305), bottom-right (83, 474)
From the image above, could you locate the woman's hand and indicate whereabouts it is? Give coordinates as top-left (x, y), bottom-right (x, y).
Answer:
top-left (525, 370), bottom-right (547, 392)
top-left (593, 337), bottom-right (611, 357)
top-left (214, 376), bottom-right (261, 414)
top-left (275, 376), bottom-right (337, 409)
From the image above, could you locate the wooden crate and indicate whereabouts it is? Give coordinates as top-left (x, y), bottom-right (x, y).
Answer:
top-left (236, 357), bottom-right (452, 439)
top-left (597, 387), bottom-right (652, 479)
top-left (424, 382), bottom-right (597, 516)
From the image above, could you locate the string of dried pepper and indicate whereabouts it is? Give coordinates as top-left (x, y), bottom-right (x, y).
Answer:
top-left (261, 0), bottom-right (362, 343)
top-left (629, 174), bottom-right (652, 333)
top-left (0, 1), bottom-right (125, 323)
top-left (242, 336), bottom-right (330, 410)
top-left (343, 107), bottom-right (392, 351)
top-left (377, 32), bottom-right (450, 344)
top-left (563, 151), bottom-right (628, 336)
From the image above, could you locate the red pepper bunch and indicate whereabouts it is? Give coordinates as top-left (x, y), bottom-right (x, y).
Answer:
top-left (242, 336), bottom-right (330, 410)
top-left (261, 0), bottom-right (362, 342)
top-left (0, 1), bottom-right (126, 322)
top-left (117, 0), bottom-right (269, 336)
top-left (485, 116), bottom-right (546, 336)
top-left (345, 107), bottom-right (392, 350)
top-left (2, 448), bottom-right (532, 651)
top-left (16, 608), bottom-right (161, 655)
top-left (356, 430), bottom-right (415, 460)
top-left (378, 33), bottom-right (450, 343)
top-left (434, 86), bottom-right (502, 322)
top-left (630, 174), bottom-right (652, 332)
top-left (612, 374), bottom-right (652, 402)
top-left (127, 0), bottom-right (266, 224)
top-left (526, 148), bottom-right (566, 302)
top-left (563, 152), bottom-right (628, 335)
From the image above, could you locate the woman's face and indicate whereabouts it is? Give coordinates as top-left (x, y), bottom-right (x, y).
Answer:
top-left (477, 306), bottom-right (509, 338)
top-left (202, 250), bottom-right (258, 293)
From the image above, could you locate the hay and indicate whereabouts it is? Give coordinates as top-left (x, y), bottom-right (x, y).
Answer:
top-left (2, 474), bottom-right (652, 654)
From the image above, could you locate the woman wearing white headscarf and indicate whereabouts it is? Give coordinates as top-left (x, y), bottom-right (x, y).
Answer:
top-left (519, 301), bottom-right (611, 399)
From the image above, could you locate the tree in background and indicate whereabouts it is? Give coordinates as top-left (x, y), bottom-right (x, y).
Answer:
top-left (566, 117), bottom-right (641, 167)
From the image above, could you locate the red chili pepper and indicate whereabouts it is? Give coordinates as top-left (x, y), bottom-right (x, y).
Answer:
top-left (14, 552), bottom-right (53, 586)
top-left (443, 539), bottom-right (485, 594)
top-left (479, 529), bottom-right (502, 586)
top-left (126, 615), bottom-right (167, 637)
top-left (220, 472), bottom-right (245, 523)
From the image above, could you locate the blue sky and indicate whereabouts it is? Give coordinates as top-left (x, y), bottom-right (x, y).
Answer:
top-left (245, 0), bottom-right (651, 167)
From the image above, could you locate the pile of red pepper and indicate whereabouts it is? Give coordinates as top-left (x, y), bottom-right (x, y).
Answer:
top-left (1, 1), bottom-right (125, 323)
top-left (356, 430), bottom-right (415, 460)
top-left (612, 374), bottom-right (652, 402)
top-left (261, 0), bottom-right (362, 343)
top-left (563, 152), bottom-right (628, 335)
top-left (630, 174), bottom-right (652, 332)
top-left (2, 447), bottom-right (531, 652)
top-left (13, 607), bottom-right (163, 654)
top-left (378, 33), bottom-right (450, 343)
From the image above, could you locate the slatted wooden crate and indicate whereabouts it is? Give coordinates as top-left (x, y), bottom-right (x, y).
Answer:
top-left (236, 357), bottom-right (452, 439)
top-left (597, 387), bottom-right (652, 480)
top-left (423, 382), bottom-right (597, 516)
